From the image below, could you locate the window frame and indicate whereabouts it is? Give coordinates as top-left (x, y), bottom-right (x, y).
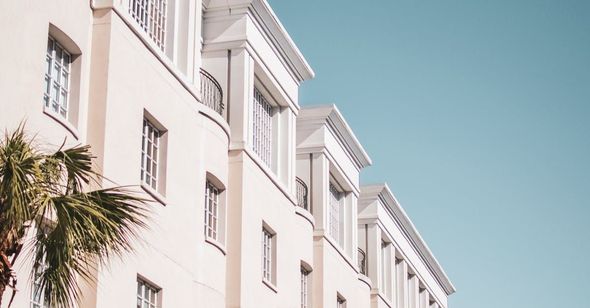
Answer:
top-left (300, 266), bottom-right (312, 308)
top-left (328, 180), bottom-right (344, 245)
top-left (140, 113), bottom-right (168, 200)
top-left (204, 180), bottom-right (220, 240)
top-left (261, 223), bottom-right (277, 287)
top-left (43, 35), bottom-right (71, 120)
top-left (251, 86), bottom-right (276, 168)
top-left (136, 277), bottom-right (162, 308)
top-left (337, 294), bottom-right (347, 308)
top-left (203, 175), bottom-right (226, 249)
top-left (30, 262), bottom-right (49, 308)
top-left (128, 0), bottom-right (168, 51)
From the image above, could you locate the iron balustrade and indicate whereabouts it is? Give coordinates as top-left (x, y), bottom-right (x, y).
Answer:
top-left (296, 177), bottom-right (309, 211)
top-left (199, 69), bottom-right (224, 115)
top-left (358, 248), bottom-right (367, 275)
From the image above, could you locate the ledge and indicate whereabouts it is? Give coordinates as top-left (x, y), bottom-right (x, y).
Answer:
top-left (294, 206), bottom-right (315, 228)
top-left (316, 232), bottom-right (358, 274)
top-left (205, 237), bottom-right (227, 255)
top-left (238, 147), bottom-right (298, 206)
top-left (140, 183), bottom-right (167, 206)
top-left (96, 3), bottom-right (232, 140)
top-left (262, 279), bottom-right (277, 293)
top-left (43, 108), bottom-right (79, 140)
top-left (358, 273), bottom-right (372, 289)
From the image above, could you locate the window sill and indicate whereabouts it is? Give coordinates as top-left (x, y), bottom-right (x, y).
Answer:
top-left (262, 279), bottom-right (278, 293)
top-left (140, 183), bottom-right (167, 206)
top-left (205, 237), bottom-right (227, 255)
top-left (42, 108), bottom-right (79, 140)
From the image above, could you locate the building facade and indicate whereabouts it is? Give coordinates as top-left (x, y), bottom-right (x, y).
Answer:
top-left (0, 0), bottom-right (455, 307)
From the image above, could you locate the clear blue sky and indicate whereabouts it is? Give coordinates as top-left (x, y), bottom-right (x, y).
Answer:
top-left (269, 0), bottom-right (590, 307)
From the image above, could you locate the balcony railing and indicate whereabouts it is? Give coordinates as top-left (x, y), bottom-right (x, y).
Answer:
top-left (358, 248), bottom-right (367, 275)
top-left (199, 69), bottom-right (224, 115)
top-left (296, 177), bottom-right (309, 211)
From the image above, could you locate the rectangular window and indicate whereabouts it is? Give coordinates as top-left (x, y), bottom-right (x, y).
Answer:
top-left (328, 182), bottom-right (343, 244)
top-left (30, 265), bottom-right (49, 308)
top-left (337, 295), bottom-right (346, 308)
top-left (43, 36), bottom-right (71, 119)
top-left (262, 227), bottom-right (275, 284)
top-left (301, 268), bottom-right (310, 308)
top-left (204, 180), bottom-right (220, 240)
top-left (252, 87), bottom-right (273, 167)
top-left (141, 118), bottom-right (162, 191)
top-left (136, 278), bottom-right (161, 308)
top-left (128, 0), bottom-right (167, 50)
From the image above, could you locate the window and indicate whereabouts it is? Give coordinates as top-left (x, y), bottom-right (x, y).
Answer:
top-left (204, 180), bottom-right (220, 240)
top-left (301, 267), bottom-right (311, 308)
top-left (141, 118), bottom-right (163, 191)
top-left (31, 265), bottom-right (49, 308)
top-left (252, 87), bottom-right (274, 167)
top-left (128, 0), bottom-right (167, 50)
top-left (136, 278), bottom-right (161, 308)
top-left (337, 295), bottom-right (346, 308)
top-left (328, 182), bottom-right (343, 244)
top-left (43, 36), bottom-right (71, 119)
top-left (261, 226), bottom-right (275, 284)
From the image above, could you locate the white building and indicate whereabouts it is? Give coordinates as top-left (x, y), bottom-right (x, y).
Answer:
top-left (0, 0), bottom-right (455, 307)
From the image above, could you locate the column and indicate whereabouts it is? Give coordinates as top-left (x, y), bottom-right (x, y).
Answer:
top-left (396, 259), bottom-right (408, 308)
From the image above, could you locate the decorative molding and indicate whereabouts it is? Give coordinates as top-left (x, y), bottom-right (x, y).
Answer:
top-left (297, 105), bottom-right (372, 170)
top-left (204, 0), bottom-right (315, 83)
top-left (360, 184), bottom-right (456, 296)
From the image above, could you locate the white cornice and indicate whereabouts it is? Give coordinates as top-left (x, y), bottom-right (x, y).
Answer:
top-left (360, 183), bottom-right (457, 296)
top-left (298, 105), bottom-right (372, 170)
top-left (205, 0), bottom-right (315, 83)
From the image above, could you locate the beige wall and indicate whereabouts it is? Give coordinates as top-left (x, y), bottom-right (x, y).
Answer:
top-left (0, 0), bottom-right (453, 307)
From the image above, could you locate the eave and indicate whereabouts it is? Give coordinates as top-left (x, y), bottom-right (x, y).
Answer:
top-left (360, 183), bottom-right (457, 296)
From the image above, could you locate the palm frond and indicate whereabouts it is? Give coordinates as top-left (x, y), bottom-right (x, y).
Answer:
top-left (0, 125), bottom-right (150, 308)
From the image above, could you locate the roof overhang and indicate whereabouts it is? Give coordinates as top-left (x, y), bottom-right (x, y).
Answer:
top-left (205, 0), bottom-right (315, 84)
top-left (298, 105), bottom-right (372, 170)
top-left (360, 183), bottom-right (457, 296)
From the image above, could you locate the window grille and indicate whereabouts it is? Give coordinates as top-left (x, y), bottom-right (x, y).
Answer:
top-left (128, 0), bottom-right (167, 50)
top-left (252, 87), bottom-right (273, 167)
top-left (204, 181), bottom-right (220, 240)
top-left (296, 177), bottom-right (309, 211)
top-left (43, 36), bottom-right (71, 119)
top-left (141, 118), bottom-right (161, 190)
top-left (328, 183), bottom-right (343, 243)
top-left (136, 278), bottom-right (160, 308)
top-left (262, 227), bottom-right (274, 283)
top-left (301, 268), bottom-right (310, 308)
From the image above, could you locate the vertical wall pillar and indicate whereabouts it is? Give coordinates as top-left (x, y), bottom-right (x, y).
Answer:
top-left (396, 259), bottom-right (408, 308)
top-left (367, 224), bottom-right (380, 289)
top-left (227, 48), bottom-right (253, 150)
top-left (311, 153), bottom-right (328, 231)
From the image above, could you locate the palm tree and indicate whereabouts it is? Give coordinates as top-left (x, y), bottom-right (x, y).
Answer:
top-left (0, 125), bottom-right (148, 308)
